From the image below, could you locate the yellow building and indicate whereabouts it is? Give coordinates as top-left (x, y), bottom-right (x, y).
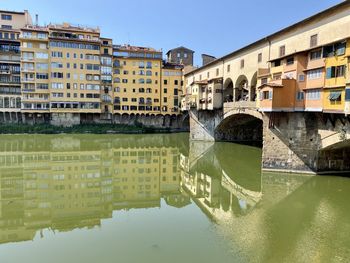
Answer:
top-left (323, 40), bottom-right (348, 113)
top-left (161, 62), bottom-right (183, 114)
top-left (112, 45), bottom-right (163, 115)
top-left (20, 25), bottom-right (50, 121)
top-left (19, 23), bottom-right (104, 125)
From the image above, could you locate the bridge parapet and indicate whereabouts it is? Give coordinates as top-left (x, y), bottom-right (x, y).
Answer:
top-left (223, 101), bottom-right (261, 120)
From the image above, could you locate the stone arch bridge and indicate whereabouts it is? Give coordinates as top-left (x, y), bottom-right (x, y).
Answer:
top-left (189, 104), bottom-right (350, 175)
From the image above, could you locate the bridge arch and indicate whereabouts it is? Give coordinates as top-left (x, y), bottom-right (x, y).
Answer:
top-left (223, 78), bottom-right (234, 103)
top-left (214, 111), bottom-right (263, 146)
top-left (235, 75), bottom-right (249, 102)
top-left (250, 72), bottom-right (257, 101)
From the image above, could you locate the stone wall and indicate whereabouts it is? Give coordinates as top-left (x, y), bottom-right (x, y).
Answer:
top-left (262, 112), bottom-right (350, 174)
top-left (189, 109), bottom-right (223, 141)
top-left (113, 113), bottom-right (189, 131)
top-left (50, 113), bottom-right (81, 127)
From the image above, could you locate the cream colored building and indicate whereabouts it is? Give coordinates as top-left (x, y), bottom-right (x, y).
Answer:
top-left (184, 1), bottom-right (350, 115)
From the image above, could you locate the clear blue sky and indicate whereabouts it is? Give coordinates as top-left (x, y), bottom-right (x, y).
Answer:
top-left (1, 0), bottom-right (343, 65)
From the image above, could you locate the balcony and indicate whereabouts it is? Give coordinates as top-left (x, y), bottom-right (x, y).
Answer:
top-left (0, 47), bottom-right (20, 54)
top-left (21, 78), bottom-right (35, 82)
top-left (0, 78), bottom-right (20, 84)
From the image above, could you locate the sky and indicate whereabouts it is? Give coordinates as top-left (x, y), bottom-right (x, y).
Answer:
top-left (1, 0), bottom-right (344, 66)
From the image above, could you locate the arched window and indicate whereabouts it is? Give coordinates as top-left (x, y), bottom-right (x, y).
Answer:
top-left (146, 70), bottom-right (152, 76)
top-left (146, 79), bottom-right (152, 84)
top-left (138, 78), bottom-right (145, 84)
top-left (114, 77), bottom-right (121, 83)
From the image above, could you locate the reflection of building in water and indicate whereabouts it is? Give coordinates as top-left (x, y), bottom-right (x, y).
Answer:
top-left (0, 135), bottom-right (187, 244)
top-left (180, 142), bottom-right (263, 220)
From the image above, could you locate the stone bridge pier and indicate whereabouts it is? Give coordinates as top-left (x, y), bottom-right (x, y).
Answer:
top-left (189, 104), bottom-right (350, 174)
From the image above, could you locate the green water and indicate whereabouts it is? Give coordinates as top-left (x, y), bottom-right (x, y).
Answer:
top-left (0, 134), bottom-right (349, 263)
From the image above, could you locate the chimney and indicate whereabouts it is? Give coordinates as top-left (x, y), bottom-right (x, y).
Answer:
top-left (35, 14), bottom-right (38, 26)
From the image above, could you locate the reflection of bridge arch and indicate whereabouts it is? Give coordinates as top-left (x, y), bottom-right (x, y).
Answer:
top-left (215, 112), bottom-right (263, 145)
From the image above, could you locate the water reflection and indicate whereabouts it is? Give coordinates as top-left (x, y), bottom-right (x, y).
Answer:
top-left (0, 134), bottom-right (350, 262)
top-left (0, 134), bottom-right (189, 245)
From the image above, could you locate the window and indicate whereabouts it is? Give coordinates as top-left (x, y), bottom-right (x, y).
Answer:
top-left (227, 64), bottom-right (231, 72)
top-left (346, 88), bottom-right (350, 102)
top-left (36, 63), bottom-right (48, 70)
top-left (310, 49), bottom-right (322, 60)
top-left (240, 59), bottom-right (244, 69)
top-left (177, 53), bottom-right (181, 58)
top-left (262, 90), bottom-right (273, 100)
top-left (273, 73), bottom-right (282, 80)
top-left (216, 68), bottom-right (219, 76)
top-left (271, 60), bottom-right (281, 67)
top-left (184, 53), bottom-right (188, 58)
top-left (279, 45), bottom-right (285, 57)
top-left (335, 42), bottom-right (346, 56)
top-left (298, 74), bottom-right (305, 82)
top-left (36, 73), bottom-right (48, 79)
top-left (174, 80), bottom-right (178, 85)
top-left (296, 92), bottom-right (304, 100)
top-left (36, 52), bottom-right (48, 59)
top-left (307, 69), bottom-right (322, 80)
top-left (1, 25), bottom-right (12, 29)
top-left (38, 33), bottom-right (47, 39)
top-left (51, 83), bottom-right (64, 89)
top-left (1, 14), bottom-right (12, 20)
top-left (329, 90), bottom-right (342, 102)
top-left (310, 34), bottom-right (318, 47)
top-left (52, 51), bottom-right (63, 58)
top-left (164, 88), bottom-right (167, 94)
top-left (306, 89), bottom-right (321, 100)
top-left (261, 78), bottom-right (268, 85)
top-left (326, 65), bottom-right (346, 79)
top-left (286, 57), bottom-right (294, 65)
top-left (164, 80), bottom-right (168, 85)
top-left (258, 53), bottom-right (262, 63)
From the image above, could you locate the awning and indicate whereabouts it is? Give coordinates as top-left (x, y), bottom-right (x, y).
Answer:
top-left (329, 91), bottom-right (341, 101)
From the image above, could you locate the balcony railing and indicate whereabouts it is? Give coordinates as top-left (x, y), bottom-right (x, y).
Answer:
top-left (0, 79), bottom-right (20, 84)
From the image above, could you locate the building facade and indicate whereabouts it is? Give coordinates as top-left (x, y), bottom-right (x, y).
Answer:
top-left (0, 10), bottom-right (32, 123)
top-left (183, 2), bottom-right (350, 116)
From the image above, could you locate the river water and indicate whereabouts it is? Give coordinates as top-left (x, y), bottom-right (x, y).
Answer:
top-left (0, 134), bottom-right (349, 263)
